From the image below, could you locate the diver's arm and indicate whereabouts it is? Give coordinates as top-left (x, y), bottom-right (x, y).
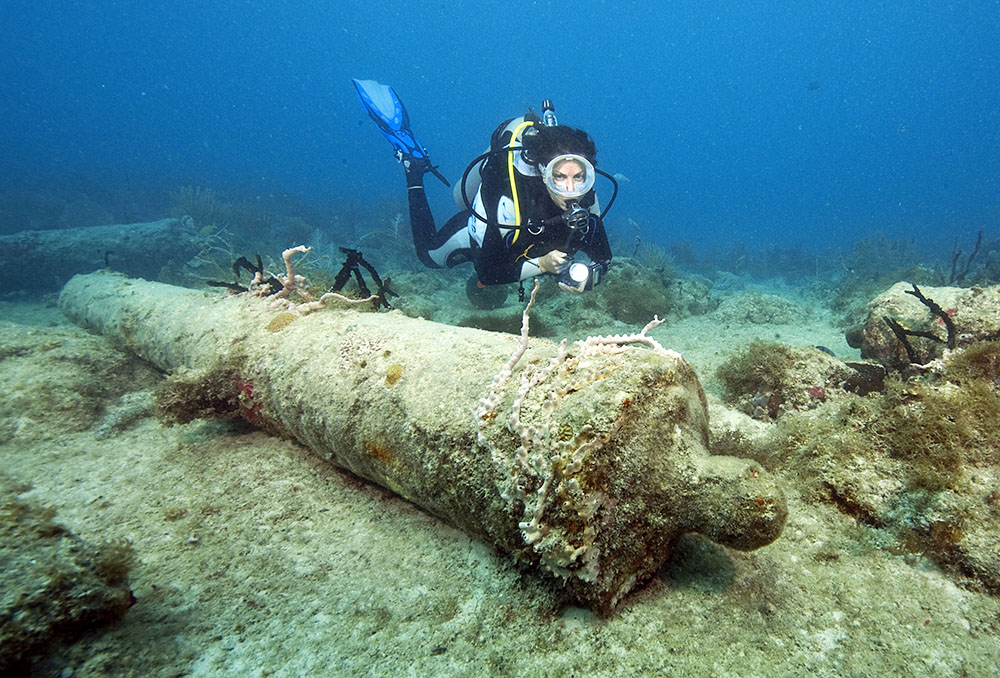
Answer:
top-left (517, 247), bottom-right (572, 280)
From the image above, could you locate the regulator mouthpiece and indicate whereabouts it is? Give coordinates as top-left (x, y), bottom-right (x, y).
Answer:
top-left (561, 202), bottom-right (591, 231)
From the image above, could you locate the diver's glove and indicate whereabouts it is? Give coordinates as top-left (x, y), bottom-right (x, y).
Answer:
top-left (538, 250), bottom-right (568, 275)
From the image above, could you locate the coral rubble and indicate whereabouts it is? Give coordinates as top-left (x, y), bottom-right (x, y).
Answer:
top-left (0, 475), bottom-right (135, 672)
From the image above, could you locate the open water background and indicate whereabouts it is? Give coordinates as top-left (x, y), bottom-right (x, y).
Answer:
top-left (2, 1), bottom-right (998, 257)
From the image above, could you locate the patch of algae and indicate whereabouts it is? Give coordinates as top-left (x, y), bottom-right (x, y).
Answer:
top-left (743, 344), bottom-right (1000, 595)
top-left (265, 312), bottom-right (298, 333)
top-left (384, 363), bottom-right (404, 386)
top-left (0, 474), bottom-right (135, 673)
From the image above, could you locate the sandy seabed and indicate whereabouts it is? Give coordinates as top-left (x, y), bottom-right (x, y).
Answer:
top-left (2, 287), bottom-right (999, 678)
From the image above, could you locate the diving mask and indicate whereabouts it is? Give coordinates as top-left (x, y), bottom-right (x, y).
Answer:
top-left (542, 154), bottom-right (596, 199)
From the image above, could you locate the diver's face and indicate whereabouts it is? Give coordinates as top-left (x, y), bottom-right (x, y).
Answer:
top-left (547, 158), bottom-right (586, 209)
top-left (551, 158), bottom-right (586, 194)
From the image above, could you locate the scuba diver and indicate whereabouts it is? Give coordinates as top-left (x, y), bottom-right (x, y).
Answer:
top-left (353, 79), bottom-right (616, 307)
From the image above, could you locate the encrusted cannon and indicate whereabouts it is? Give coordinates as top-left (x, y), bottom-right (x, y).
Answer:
top-left (60, 271), bottom-right (786, 612)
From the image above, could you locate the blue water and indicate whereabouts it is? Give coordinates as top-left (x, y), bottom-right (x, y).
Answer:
top-left (2, 1), bottom-right (998, 257)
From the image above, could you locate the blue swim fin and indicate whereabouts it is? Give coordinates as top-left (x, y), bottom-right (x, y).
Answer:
top-left (352, 78), bottom-right (450, 187)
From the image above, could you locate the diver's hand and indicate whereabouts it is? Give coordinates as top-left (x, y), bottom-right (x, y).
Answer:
top-left (538, 250), bottom-right (568, 275)
top-left (557, 279), bottom-right (586, 294)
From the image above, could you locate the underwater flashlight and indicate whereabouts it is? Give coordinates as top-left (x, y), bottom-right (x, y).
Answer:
top-left (564, 262), bottom-right (591, 284)
top-left (556, 261), bottom-right (602, 292)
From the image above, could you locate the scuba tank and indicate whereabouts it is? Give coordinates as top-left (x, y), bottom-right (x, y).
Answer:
top-left (541, 99), bottom-right (557, 127)
top-left (453, 113), bottom-right (540, 212)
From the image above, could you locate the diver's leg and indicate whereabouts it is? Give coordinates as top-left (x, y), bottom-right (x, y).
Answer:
top-left (403, 159), bottom-right (440, 269)
top-left (426, 211), bottom-right (475, 268)
top-left (421, 209), bottom-right (503, 308)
